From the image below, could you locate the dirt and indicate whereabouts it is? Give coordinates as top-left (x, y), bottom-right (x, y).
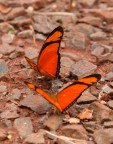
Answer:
top-left (0, 0), bottom-right (113, 144)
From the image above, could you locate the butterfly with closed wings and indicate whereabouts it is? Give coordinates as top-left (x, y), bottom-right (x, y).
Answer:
top-left (25, 26), bottom-right (63, 79)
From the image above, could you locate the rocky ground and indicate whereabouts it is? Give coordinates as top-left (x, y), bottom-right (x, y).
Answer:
top-left (0, 0), bottom-right (113, 143)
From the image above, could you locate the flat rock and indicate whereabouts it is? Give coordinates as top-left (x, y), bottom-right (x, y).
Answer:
top-left (79, 16), bottom-right (102, 27)
top-left (0, 13), bottom-right (4, 21)
top-left (9, 88), bottom-right (21, 100)
top-left (5, 0), bottom-right (53, 9)
top-left (93, 43), bottom-right (112, 53)
top-left (0, 103), bottom-right (19, 119)
top-left (33, 15), bottom-right (54, 33)
top-left (91, 45), bottom-right (104, 57)
top-left (91, 102), bottom-right (113, 123)
top-left (71, 59), bottom-right (97, 78)
top-left (19, 94), bottom-right (51, 114)
top-left (104, 121), bottom-right (113, 128)
top-left (77, 91), bottom-right (97, 104)
top-left (99, 0), bottom-right (113, 7)
top-left (79, 0), bottom-right (97, 7)
top-left (15, 46), bottom-right (25, 53)
top-left (60, 66), bottom-right (71, 78)
top-left (24, 47), bottom-right (39, 59)
top-left (0, 128), bottom-right (7, 141)
top-left (51, 79), bottom-right (64, 93)
top-left (0, 59), bottom-right (8, 74)
top-left (74, 23), bottom-right (95, 36)
top-left (72, 31), bottom-right (88, 49)
top-left (18, 30), bottom-right (33, 38)
top-left (44, 115), bottom-right (62, 131)
top-left (108, 53), bottom-right (113, 62)
top-left (61, 124), bottom-right (88, 140)
top-left (14, 117), bottom-right (33, 139)
top-left (101, 84), bottom-right (111, 93)
top-left (23, 130), bottom-right (45, 144)
top-left (94, 128), bottom-right (113, 144)
top-left (0, 110), bottom-right (19, 119)
top-left (10, 18), bottom-right (32, 26)
top-left (90, 9), bottom-right (113, 23)
top-left (61, 56), bottom-right (75, 69)
top-left (0, 43), bottom-right (15, 54)
top-left (2, 119), bottom-right (12, 128)
top-left (86, 141), bottom-right (95, 144)
top-left (91, 43), bottom-right (112, 62)
top-left (53, 14), bottom-right (77, 26)
top-left (9, 51), bottom-right (19, 59)
top-left (60, 56), bottom-right (75, 78)
top-left (105, 72), bottom-right (113, 81)
top-left (107, 100), bottom-right (113, 109)
top-left (83, 121), bottom-right (100, 131)
top-left (98, 53), bottom-right (111, 62)
top-left (38, 115), bottom-right (49, 124)
top-left (1, 33), bottom-right (15, 44)
top-left (90, 85), bottom-right (100, 96)
top-left (0, 22), bottom-right (15, 33)
top-left (21, 58), bottom-right (30, 68)
top-left (6, 7), bottom-right (26, 20)
top-left (5, 103), bottom-right (18, 111)
top-left (0, 54), bottom-right (3, 58)
top-left (36, 33), bottom-right (46, 41)
top-left (90, 31), bottom-right (107, 40)
top-left (0, 82), bottom-right (7, 93)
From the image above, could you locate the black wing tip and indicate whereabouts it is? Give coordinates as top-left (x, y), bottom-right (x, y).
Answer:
top-left (25, 56), bottom-right (30, 60)
top-left (25, 56), bottom-right (27, 59)
top-left (85, 73), bottom-right (101, 81)
top-left (56, 26), bottom-right (63, 29)
top-left (24, 81), bottom-right (29, 85)
top-left (24, 81), bottom-right (33, 85)
top-left (53, 26), bottom-right (64, 33)
top-left (25, 56), bottom-right (29, 59)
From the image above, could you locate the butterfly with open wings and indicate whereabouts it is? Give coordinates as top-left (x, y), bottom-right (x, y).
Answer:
top-left (25, 74), bottom-right (101, 112)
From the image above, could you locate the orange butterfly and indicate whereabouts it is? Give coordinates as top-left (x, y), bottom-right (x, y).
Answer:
top-left (25, 74), bottom-right (101, 112)
top-left (25, 26), bottom-right (63, 79)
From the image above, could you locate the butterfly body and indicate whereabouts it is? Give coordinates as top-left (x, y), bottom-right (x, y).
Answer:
top-left (25, 26), bottom-right (63, 79)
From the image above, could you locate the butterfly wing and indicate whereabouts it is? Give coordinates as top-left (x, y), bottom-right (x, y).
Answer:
top-left (56, 74), bottom-right (101, 112)
top-left (25, 82), bottom-right (62, 111)
top-left (25, 56), bottom-right (38, 71)
top-left (25, 26), bottom-right (63, 79)
top-left (25, 74), bottom-right (101, 112)
top-left (37, 26), bottom-right (63, 79)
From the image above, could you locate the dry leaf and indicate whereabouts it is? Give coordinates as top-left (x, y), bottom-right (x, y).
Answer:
top-left (0, 3), bottom-right (11, 14)
top-left (77, 108), bottom-right (93, 120)
top-left (68, 118), bottom-right (80, 124)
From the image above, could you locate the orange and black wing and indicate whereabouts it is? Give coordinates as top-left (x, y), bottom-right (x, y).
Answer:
top-left (25, 56), bottom-right (38, 71)
top-left (25, 74), bottom-right (101, 112)
top-left (37, 26), bottom-right (63, 79)
top-left (25, 82), bottom-right (62, 112)
top-left (25, 26), bottom-right (63, 79)
top-left (56, 74), bottom-right (101, 112)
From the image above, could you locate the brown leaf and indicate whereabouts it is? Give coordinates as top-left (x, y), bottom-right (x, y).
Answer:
top-left (77, 108), bottom-right (93, 120)
top-left (0, 3), bottom-right (11, 14)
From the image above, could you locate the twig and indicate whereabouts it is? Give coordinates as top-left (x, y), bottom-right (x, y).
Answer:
top-left (8, 99), bottom-right (19, 105)
top-left (33, 11), bottom-right (76, 17)
top-left (44, 130), bottom-right (87, 144)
